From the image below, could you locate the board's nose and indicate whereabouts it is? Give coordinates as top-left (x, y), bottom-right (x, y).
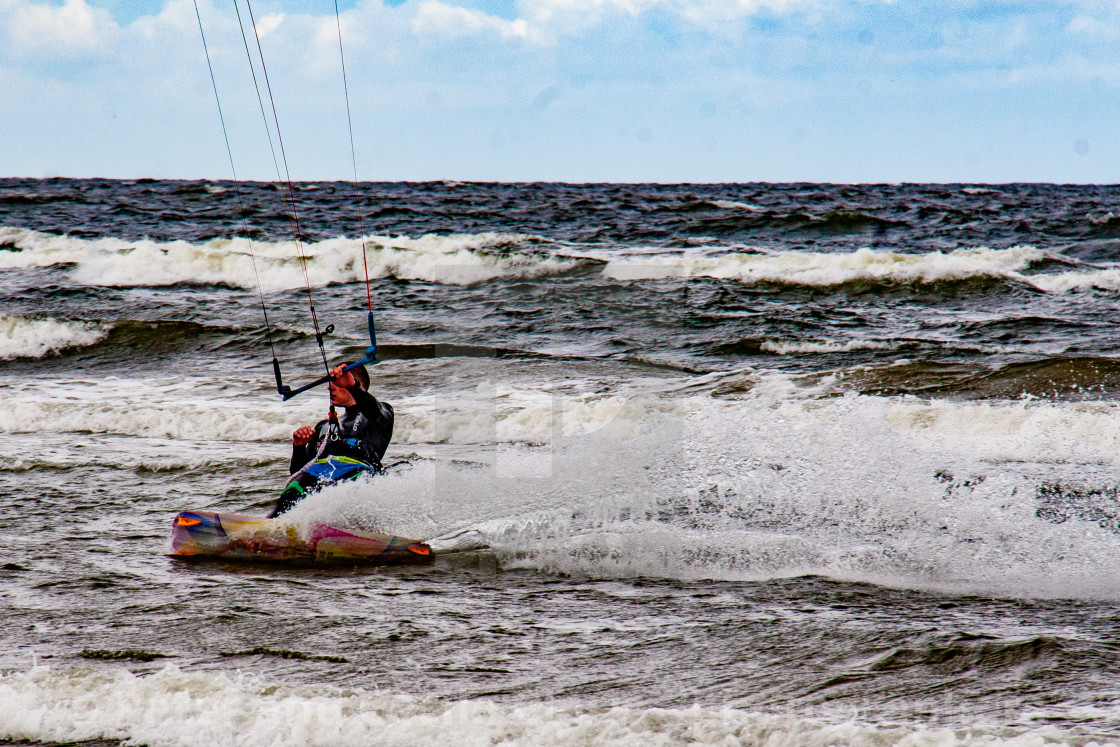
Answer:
top-left (169, 511), bottom-right (226, 555)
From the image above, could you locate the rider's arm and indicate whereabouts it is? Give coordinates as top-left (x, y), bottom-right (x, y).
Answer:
top-left (290, 443), bottom-right (312, 475)
top-left (289, 421), bottom-right (325, 474)
top-left (347, 385), bottom-right (392, 427)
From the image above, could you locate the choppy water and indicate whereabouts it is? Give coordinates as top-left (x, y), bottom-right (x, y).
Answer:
top-left (3, 178), bottom-right (1120, 745)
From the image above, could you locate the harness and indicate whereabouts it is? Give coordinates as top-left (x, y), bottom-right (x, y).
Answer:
top-left (316, 410), bottom-right (381, 469)
top-left (301, 455), bottom-right (380, 482)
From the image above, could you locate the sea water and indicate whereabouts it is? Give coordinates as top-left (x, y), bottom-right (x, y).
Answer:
top-left (2, 180), bottom-right (1120, 745)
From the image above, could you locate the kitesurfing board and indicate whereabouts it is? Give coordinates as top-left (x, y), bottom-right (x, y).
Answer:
top-left (169, 510), bottom-right (433, 565)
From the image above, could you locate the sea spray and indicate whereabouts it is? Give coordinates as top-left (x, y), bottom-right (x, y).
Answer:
top-left (292, 382), bottom-right (1120, 596)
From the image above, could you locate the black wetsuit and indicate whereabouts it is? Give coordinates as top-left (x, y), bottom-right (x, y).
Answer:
top-left (270, 385), bottom-right (394, 517)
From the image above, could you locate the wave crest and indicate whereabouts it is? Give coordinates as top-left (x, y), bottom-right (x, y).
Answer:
top-left (0, 664), bottom-right (1084, 747)
top-left (0, 315), bottom-right (107, 360)
top-left (601, 245), bottom-right (1050, 286)
top-left (0, 379), bottom-right (685, 445)
top-left (0, 227), bottom-right (580, 289)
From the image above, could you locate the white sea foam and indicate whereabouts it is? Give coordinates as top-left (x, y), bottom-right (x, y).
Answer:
top-left (0, 434), bottom-right (278, 472)
top-left (0, 665), bottom-right (1107, 747)
top-left (395, 384), bottom-right (685, 445)
top-left (0, 378), bottom-right (314, 442)
top-left (0, 376), bottom-right (686, 446)
top-left (8, 225), bottom-right (1117, 294)
top-left (760, 339), bottom-right (893, 355)
top-left (0, 314), bottom-right (106, 359)
top-left (708, 199), bottom-right (763, 211)
top-left (0, 227), bottom-right (579, 289)
top-left (8, 372), bottom-right (1120, 465)
top-left (1026, 268), bottom-right (1120, 293)
top-left (598, 244), bottom-right (1120, 295)
top-left (601, 245), bottom-right (1050, 285)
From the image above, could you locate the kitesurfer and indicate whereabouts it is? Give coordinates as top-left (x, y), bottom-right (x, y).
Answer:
top-left (268, 363), bottom-right (394, 517)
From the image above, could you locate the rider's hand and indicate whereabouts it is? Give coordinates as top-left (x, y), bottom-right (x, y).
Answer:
top-left (330, 364), bottom-right (356, 389)
top-left (292, 426), bottom-right (315, 446)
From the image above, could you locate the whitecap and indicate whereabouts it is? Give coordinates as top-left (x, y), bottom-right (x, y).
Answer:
top-left (601, 245), bottom-right (1051, 287)
top-left (0, 227), bottom-right (582, 290)
top-left (760, 339), bottom-right (894, 355)
top-left (1, 664), bottom-right (1093, 747)
top-left (0, 314), bottom-right (106, 359)
top-left (708, 199), bottom-right (763, 211)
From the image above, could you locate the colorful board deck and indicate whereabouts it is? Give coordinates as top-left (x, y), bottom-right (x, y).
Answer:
top-left (169, 510), bottom-right (434, 565)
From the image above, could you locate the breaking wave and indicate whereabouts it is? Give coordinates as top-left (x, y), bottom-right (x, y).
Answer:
top-left (0, 377), bottom-right (686, 445)
top-left (0, 434), bottom-right (278, 473)
top-left (600, 245), bottom-right (1114, 292)
top-left (10, 223), bottom-right (1120, 295)
top-left (0, 314), bottom-right (107, 359)
top-left (0, 665), bottom-right (1092, 747)
top-left (0, 227), bottom-right (582, 289)
top-left (6, 371), bottom-right (1120, 459)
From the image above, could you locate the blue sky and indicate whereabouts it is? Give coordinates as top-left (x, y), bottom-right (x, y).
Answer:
top-left (2, 0), bottom-right (1118, 182)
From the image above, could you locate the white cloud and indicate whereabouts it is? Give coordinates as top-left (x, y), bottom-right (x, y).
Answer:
top-left (517, 0), bottom-right (821, 33)
top-left (2, 0), bottom-right (1117, 182)
top-left (2, 0), bottom-right (120, 56)
top-left (1066, 13), bottom-right (1120, 38)
top-left (412, 1), bottom-right (533, 40)
top-left (408, 0), bottom-right (824, 43)
top-left (254, 12), bottom-right (285, 39)
top-left (674, 0), bottom-right (819, 26)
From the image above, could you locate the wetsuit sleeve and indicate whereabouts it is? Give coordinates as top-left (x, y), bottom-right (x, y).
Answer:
top-left (347, 385), bottom-right (392, 427)
top-left (290, 443), bottom-right (313, 475)
top-left (289, 419), bottom-right (327, 474)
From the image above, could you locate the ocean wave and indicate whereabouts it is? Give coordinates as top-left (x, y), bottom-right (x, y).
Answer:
top-left (0, 452), bottom-right (275, 473)
top-left (396, 387), bottom-right (685, 445)
top-left (707, 199), bottom-right (763, 211)
top-left (849, 356), bottom-right (1120, 401)
top-left (760, 339), bottom-right (894, 355)
top-left (0, 379), bottom-right (318, 442)
top-left (44, 319), bottom-right (303, 362)
top-left (1086, 212), bottom-right (1120, 238)
top-left (11, 224), bottom-right (1117, 295)
top-left (808, 209), bottom-right (909, 232)
top-left (1026, 268), bottom-right (1120, 293)
top-left (0, 434), bottom-right (278, 472)
top-left (678, 207), bottom-right (910, 236)
top-left (0, 665), bottom-right (1105, 747)
top-left (601, 245), bottom-right (1052, 286)
top-left (7, 372), bottom-right (1120, 462)
top-left (0, 314), bottom-right (107, 359)
top-left (0, 378), bottom-right (686, 445)
top-left (0, 227), bottom-right (581, 289)
top-left (600, 242), bottom-right (1120, 294)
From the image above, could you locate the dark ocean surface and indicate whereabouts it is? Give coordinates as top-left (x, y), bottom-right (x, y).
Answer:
top-left (2, 178), bottom-right (1120, 745)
